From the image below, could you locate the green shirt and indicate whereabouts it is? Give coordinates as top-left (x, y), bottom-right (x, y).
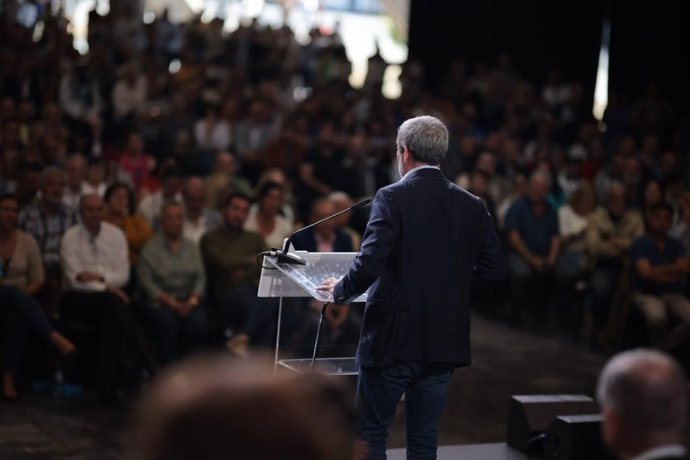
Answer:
top-left (138, 233), bottom-right (206, 308)
top-left (200, 227), bottom-right (266, 301)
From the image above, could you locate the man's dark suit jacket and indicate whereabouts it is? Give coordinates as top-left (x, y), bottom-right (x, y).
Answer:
top-left (333, 167), bottom-right (505, 368)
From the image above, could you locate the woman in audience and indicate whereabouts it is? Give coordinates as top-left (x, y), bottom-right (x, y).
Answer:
top-left (558, 181), bottom-right (597, 279)
top-left (81, 156), bottom-right (109, 197)
top-left (244, 181), bottom-right (293, 249)
top-left (0, 193), bottom-right (76, 401)
top-left (254, 167), bottom-right (296, 224)
top-left (104, 182), bottom-right (153, 266)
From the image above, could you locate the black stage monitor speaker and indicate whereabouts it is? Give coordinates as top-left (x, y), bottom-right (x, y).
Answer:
top-left (506, 394), bottom-right (599, 452)
top-left (544, 414), bottom-right (615, 460)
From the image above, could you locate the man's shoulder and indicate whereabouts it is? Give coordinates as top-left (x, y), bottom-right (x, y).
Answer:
top-left (631, 233), bottom-right (652, 251)
top-left (506, 196), bottom-right (529, 214)
top-left (101, 222), bottom-right (128, 242)
top-left (62, 222), bottom-right (80, 237)
top-left (16, 230), bottom-right (39, 248)
top-left (200, 227), bottom-right (223, 243)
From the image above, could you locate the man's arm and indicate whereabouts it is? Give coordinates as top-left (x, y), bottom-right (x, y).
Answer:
top-left (546, 235), bottom-right (562, 268)
top-left (101, 229), bottom-right (130, 289)
top-left (189, 244), bottom-right (207, 297)
top-left (474, 202), bottom-right (506, 281)
top-left (634, 258), bottom-right (688, 284)
top-left (22, 235), bottom-right (45, 295)
top-left (60, 229), bottom-right (105, 291)
top-left (333, 188), bottom-right (400, 304)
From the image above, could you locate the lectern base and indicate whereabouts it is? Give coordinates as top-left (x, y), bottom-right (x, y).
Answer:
top-left (278, 357), bottom-right (358, 375)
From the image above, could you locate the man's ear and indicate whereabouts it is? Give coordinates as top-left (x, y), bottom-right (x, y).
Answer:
top-left (400, 145), bottom-right (410, 161)
top-left (601, 406), bottom-right (619, 448)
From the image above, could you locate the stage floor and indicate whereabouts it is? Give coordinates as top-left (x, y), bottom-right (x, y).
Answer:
top-left (0, 313), bottom-right (606, 458)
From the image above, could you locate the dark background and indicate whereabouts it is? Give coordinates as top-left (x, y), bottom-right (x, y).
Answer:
top-left (408, 0), bottom-right (690, 116)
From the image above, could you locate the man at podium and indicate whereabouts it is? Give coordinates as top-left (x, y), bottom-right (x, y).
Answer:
top-left (319, 115), bottom-right (506, 459)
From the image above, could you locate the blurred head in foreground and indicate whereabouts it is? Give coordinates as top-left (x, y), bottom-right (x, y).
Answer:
top-left (129, 354), bottom-right (357, 460)
top-left (597, 348), bottom-right (687, 460)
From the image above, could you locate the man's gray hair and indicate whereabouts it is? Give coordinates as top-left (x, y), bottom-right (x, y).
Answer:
top-left (396, 115), bottom-right (449, 165)
top-left (597, 348), bottom-right (686, 438)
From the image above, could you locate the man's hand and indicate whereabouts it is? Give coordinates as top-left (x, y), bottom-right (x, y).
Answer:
top-left (317, 277), bottom-right (340, 295)
top-left (545, 253), bottom-right (558, 269)
top-left (178, 296), bottom-right (200, 318)
top-left (76, 271), bottom-right (103, 283)
top-left (106, 286), bottom-right (130, 304)
top-left (528, 256), bottom-right (546, 272)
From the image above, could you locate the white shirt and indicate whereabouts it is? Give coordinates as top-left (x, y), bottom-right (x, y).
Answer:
top-left (60, 222), bottom-right (130, 291)
top-left (193, 118), bottom-right (232, 151)
top-left (62, 186), bottom-right (82, 212)
top-left (112, 76), bottom-right (147, 119)
top-left (558, 204), bottom-right (589, 239)
top-left (81, 181), bottom-right (106, 197)
top-left (183, 209), bottom-right (222, 245)
top-left (243, 208), bottom-right (293, 249)
top-left (137, 191), bottom-right (183, 229)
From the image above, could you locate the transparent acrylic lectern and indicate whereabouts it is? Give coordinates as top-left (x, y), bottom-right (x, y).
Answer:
top-left (258, 251), bottom-right (367, 375)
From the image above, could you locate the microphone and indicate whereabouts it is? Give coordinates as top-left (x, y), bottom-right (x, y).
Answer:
top-left (272, 198), bottom-right (372, 265)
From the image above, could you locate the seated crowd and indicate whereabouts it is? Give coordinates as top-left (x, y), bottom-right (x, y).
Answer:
top-left (2, 5), bottom-right (690, 404)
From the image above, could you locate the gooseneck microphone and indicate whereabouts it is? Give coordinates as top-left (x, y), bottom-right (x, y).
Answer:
top-left (271, 198), bottom-right (372, 265)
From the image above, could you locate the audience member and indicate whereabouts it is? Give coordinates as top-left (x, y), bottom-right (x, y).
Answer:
top-left (328, 191), bottom-right (362, 251)
top-left (200, 193), bottom-right (269, 355)
top-left (138, 201), bottom-right (208, 366)
top-left (0, 193), bottom-right (76, 401)
top-left (504, 171), bottom-right (565, 325)
top-left (19, 166), bottom-right (76, 315)
top-left (204, 151), bottom-right (252, 211)
top-left (253, 167), bottom-right (296, 224)
top-left (138, 166), bottom-right (183, 229)
top-left (243, 181), bottom-right (293, 249)
top-left (14, 160), bottom-right (42, 210)
top-left (597, 348), bottom-right (687, 460)
top-left (640, 179), bottom-right (664, 229)
top-left (117, 131), bottom-right (154, 192)
top-left (630, 203), bottom-right (690, 348)
top-left (193, 104), bottom-right (232, 152)
top-left (104, 182), bottom-right (153, 266)
top-left (557, 181), bottom-right (597, 282)
top-left (182, 176), bottom-right (222, 245)
top-left (59, 194), bottom-right (147, 402)
top-left (669, 189), bottom-right (690, 251)
top-left (62, 153), bottom-right (87, 212)
top-left (81, 157), bottom-right (108, 197)
top-left (585, 182), bottom-right (645, 341)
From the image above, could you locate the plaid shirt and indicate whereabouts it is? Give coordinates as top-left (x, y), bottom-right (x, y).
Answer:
top-left (19, 203), bottom-right (76, 266)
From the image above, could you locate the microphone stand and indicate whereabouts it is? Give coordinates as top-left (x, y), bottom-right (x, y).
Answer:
top-left (274, 198), bottom-right (372, 266)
